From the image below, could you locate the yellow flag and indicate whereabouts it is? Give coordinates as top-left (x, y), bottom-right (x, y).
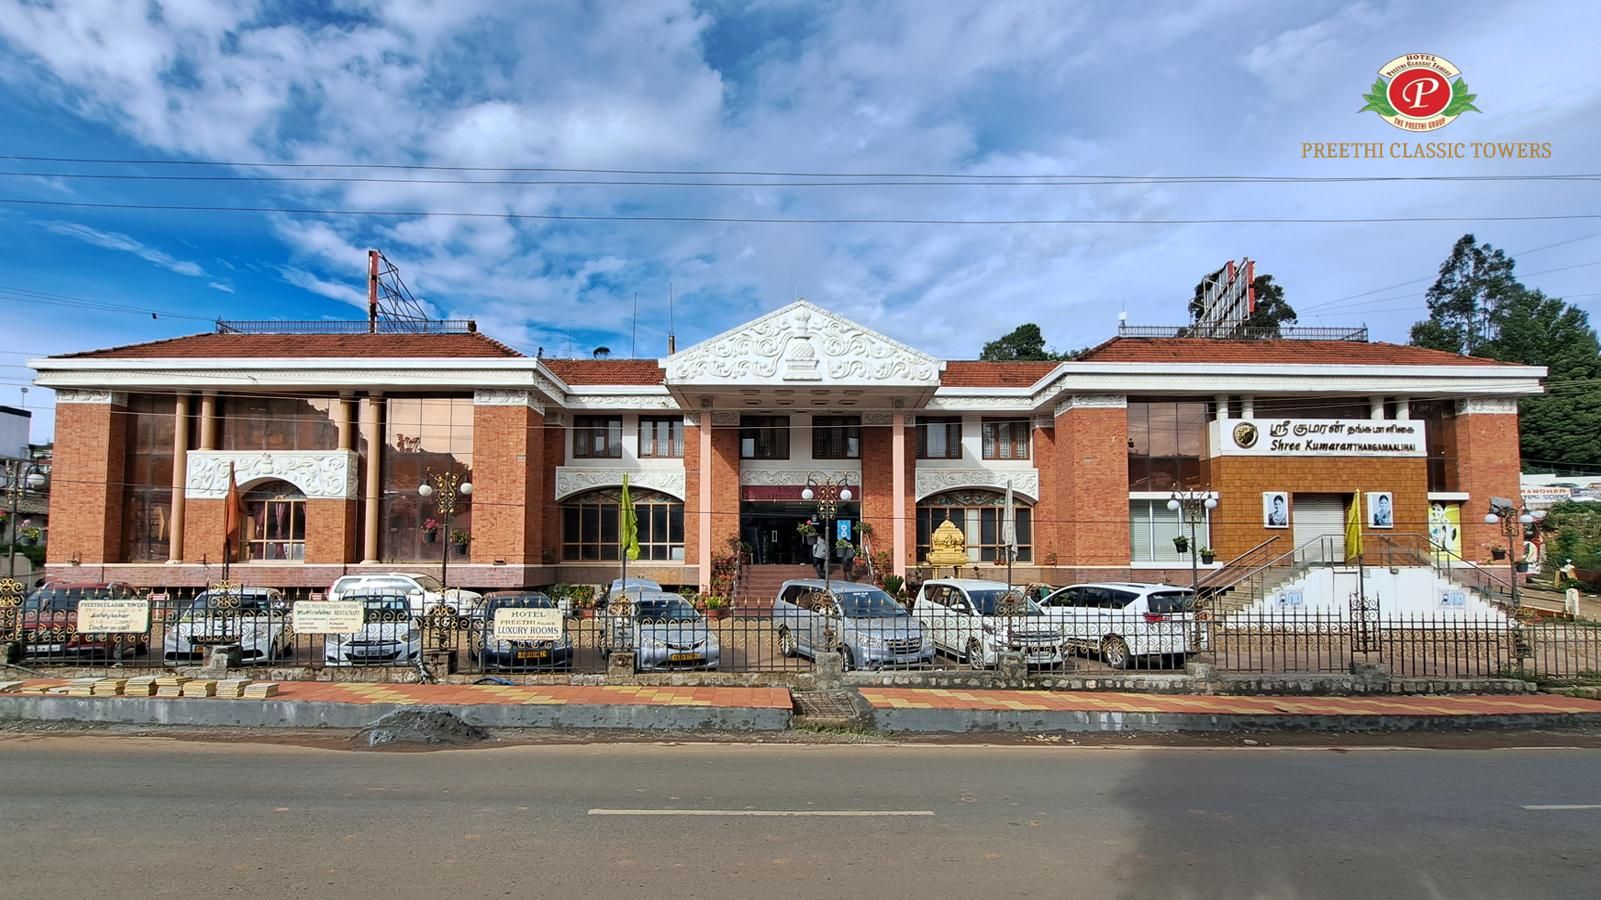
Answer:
top-left (619, 474), bottom-right (640, 562)
top-left (1345, 492), bottom-right (1364, 562)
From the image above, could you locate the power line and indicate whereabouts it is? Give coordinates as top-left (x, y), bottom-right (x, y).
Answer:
top-left (4, 196), bottom-right (1600, 226)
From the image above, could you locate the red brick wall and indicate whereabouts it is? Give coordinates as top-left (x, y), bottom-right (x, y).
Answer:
top-left (1450, 410), bottom-right (1522, 560)
top-left (683, 418), bottom-right (702, 569)
top-left (541, 418), bottom-right (565, 557)
top-left (305, 498), bottom-right (356, 564)
top-left (1032, 421), bottom-right (1058, 563)
top-left (1052, 406), bottom-right (1130, 566)
top-left (47, 400), bottom-right (126, 564)
top-left (860, 420), bottom-right (894, 563)
top-left (708, 420), bottom-right (741, 558)
top-left (182, 498), bottom-right (223, 564)
top-left (1210, 455), bottom-right (1428, 559)
top-left (469, 403), bottom-right (546, 565)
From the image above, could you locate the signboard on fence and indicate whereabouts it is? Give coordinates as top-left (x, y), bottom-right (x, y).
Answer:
top-left (292, 601), bottom-right (365, 634)
top-left (76, 599), bottom-right (150, 633)
top-left (492, 607), bottom-right (565, 641)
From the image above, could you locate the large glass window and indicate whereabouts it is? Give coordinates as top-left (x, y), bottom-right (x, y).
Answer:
top-left (916, 490), bottom-right (1033, 563)
top-left (812, 416), bottom-right (861, 460)
top-left (243, 480), bottom-right (306, 561)
top-left (981, 419), bottom-right (1030, 460)
top-left (1411, 400), bottom-right (1455, 492)
top-left (121, 394), bottom-right (175, 561)
top-left (380, 397), bottom-right (473, 563)
top-left (220, 396), bottom-right (339, 451)
top-left (740, 415), bottom-right (790, 460)
top-left (1129, 499), bottom-right (1210, 563)
top-left (639, 416), bottom-right (684, 458)
top-left (1126, 400), bottom-right (1209, 490)
top-left (1253, 397), bottom-right (1373, 420)
top-left (561, 487), bottom-right (685, 561)
top-left (917, 417), bottom-right (962, 459)
top-left (573, 415), bottom-right (623, 459)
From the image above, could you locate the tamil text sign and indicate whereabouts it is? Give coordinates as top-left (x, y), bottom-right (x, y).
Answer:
top-left (1214, 419), bottom-right (1425, 457)
top-left (292, 601), bottom-right (366, 634)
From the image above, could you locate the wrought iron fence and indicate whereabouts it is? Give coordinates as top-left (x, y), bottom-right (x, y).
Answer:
top-left (2, 580), bottom-right (1597, 683)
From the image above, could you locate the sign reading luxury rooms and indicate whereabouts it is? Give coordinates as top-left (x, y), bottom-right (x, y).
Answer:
top-left (1213, 419), bottom-right (1426, 458)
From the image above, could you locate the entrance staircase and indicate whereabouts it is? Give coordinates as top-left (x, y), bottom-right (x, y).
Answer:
top-left (734, 564), bottom-right (816, 612)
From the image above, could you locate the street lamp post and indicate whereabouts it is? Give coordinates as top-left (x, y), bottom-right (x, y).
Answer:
top-left (418, 470), bottom-right (472, 590)
top-left (1484, 498), bottom-right (1535, 609)
top-left (4, 458), bottom-right (47, 578)
top-left (1168, 490), bottom-right (1217, 649)
top-left (801, 473), bottom-right (853, 598)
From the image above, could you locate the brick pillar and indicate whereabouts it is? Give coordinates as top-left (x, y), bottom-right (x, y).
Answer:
top-left (707, 413), bottom-right (741, 574)
top-left (1054, 395), bottom-right (1130, 567)
top-left (469, 395), bottom-right (545, 565)
top-left (305, 498), bottom-right (357, 564)
top-left (860, 413), bottom-right (894, 573)
top-left (892, 412), bottom-right (911, 575)
top-left (47, 393), bottom-right (127, 565)
top-left (1451, 399), bottom-right (1523, 560)
top-left (1032, 417), bottom-right (1058, 566)
top-left (183, 499), bottom-right (224, 565)
top-left (683, 415), bottom-right (703, 583)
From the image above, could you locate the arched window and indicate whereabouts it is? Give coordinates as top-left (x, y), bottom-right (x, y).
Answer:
top-left (561, 488), bottom-right (684, 561)
top-left (916, 489), bottom-right (1033, 563)
top-left (244, 480), bottom-right (306, 561)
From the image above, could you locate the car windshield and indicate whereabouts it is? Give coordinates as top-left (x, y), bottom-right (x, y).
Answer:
top-left (836, 590), bottom-right (907, 618)
top-left (411, 575), bottom-right (445, 593)
top-left (362, 597), bottom-right (411, 621)
top-left (965, 590), bottom-right (1044, 617)
top-left (179, 592), bottom-right (277, 617)
top-left (1146, 590), bottom-right (1195, 614)
top-left (633, 597), bottom-right (700, 622)
top-left (612, 578), bottom-right (659, 591)
top-left (22, 587), bottom-right (123, 612)
top-left (488, 595), bottom-right (554, 611)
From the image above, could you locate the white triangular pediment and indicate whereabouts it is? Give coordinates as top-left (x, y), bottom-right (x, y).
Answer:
top-left (663, 300), bottom-right (942, 386)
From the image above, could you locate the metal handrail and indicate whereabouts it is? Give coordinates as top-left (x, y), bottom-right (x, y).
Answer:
top-left (1201, 534), bottom-right (1351, 614)
top-left (1195, 537), bottom-right (1282, 594)
top-left (1373, 533), bottom-right (1521, 612)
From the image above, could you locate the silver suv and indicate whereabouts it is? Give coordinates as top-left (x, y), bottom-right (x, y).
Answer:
top-left (326, 572), bottom-right (481, 614)
top-left (772, 579), bottom-right (932, 670)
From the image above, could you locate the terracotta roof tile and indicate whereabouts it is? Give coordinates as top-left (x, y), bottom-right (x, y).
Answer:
top-left (542, 359), bottom-right (665, 386)
top-left (1076, 337), bottom-right (1517, 367)
top-left (940, 361), bottom-right (1061, 387)
top-left (58, 331), bottom-right (523, 360)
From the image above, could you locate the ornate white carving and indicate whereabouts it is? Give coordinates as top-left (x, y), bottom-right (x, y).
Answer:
top-left (862, 412), bottom-right (894, 426)
top-left (1059, 393), bottom-right (1127, 411)
top-left (665, 300), bottom-right (941, 386)
top-left (682, 413), bottom-right (701, 427)
top-left (473, 389), bottom-right (545, 413)
top-left (564, 393), bottom-right (679, 410)
top-left (710, 411), bottom-right (740, 426)
top-left (1457, 397), bottom-right (1519, 415)
top-left (914, 468), bottom-right (1040, 503)
top-left (924, 395), bottom-right (1034, 411)
top-left (186, 451), bottom-right (358, 500)
top-left (739, 468), bottom-right (860, 487)
top-left (554, 467), bottom-right (686, 500)
top-left (55, 389), bottom-right (126, 406)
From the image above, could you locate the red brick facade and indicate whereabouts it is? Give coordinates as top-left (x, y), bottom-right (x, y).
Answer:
top-left (1209, 456), bottom-right (1429, 560)
top-left (1049, 406), bottom-right (1131, 567)
top-left (46, 400), bottom-right (125, 565)
top-left (469, 403), bottom-right (546, 565)
top-left (1450, 410), bottom-right (1524, 559)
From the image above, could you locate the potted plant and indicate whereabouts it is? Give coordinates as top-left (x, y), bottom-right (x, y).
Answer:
top-left (1199, 547), bottom-right (1216, 564)
top-left (17, 520), bottom-right (40, 547)
top-left (796, 521), bottom-right (818, 538)
top-left (1043, 551), bottom-right (1058, 566)
top-left (1490, 545), bottom-right (1508, 561)
top-left (882, 574), bottom-right (905, 599)
top-left (701, 596), bottom-right (730, 620)
top-left (1172, 535), bottom-right (1190, 554)
top-left (449, 529), bottom-right (472, 557)
top-left (420, 518), bottom-right (440, 544)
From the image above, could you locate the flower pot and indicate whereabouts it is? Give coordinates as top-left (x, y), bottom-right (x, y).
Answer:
top-left (1199, 552), bottom-right (1216, 565)
top-left (704, 607), bottom-right (728, 621)
top-left (423, 531), bottom-right (438, 544)
top-left (1515, 561), bottom-right (1530, 573)
top-left (1171, 537), bottom-right (1189, 553)
top-left (1491, 549), bottom-right (1508, 561)
top-left (452, 543), bottom-right (469, 558)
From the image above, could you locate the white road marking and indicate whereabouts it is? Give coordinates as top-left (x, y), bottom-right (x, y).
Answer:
top-left (588, 808), bottom-right (935, 817)
top-left (1521, 804), bottom-right (1601, 810)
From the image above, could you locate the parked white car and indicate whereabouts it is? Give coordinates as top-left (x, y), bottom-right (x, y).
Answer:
top-left (162, 587), bottom-right (292, 665)
top-left (1039, 582), bottom-right (1198, 669)
top-left (323, 595), bottom-right (422, 666)
top-left (326, 572), bottom-right (480, 613)
top-left (912, 579), bottom-right (1063, 669)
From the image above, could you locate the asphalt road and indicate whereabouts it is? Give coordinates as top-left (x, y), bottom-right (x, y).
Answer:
top-left (3, 735), bottom-right (1598, 898)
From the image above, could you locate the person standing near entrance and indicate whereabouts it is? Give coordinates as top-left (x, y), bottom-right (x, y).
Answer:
top-left (811, 532), bottom-right (828, 578)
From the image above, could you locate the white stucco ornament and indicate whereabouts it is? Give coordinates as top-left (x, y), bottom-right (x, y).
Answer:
top-left (665, 300), bottom-right (942, 386)
top-left (186, 450), bottom-right (358, 500)
top-left (914, 468), bottom-right (1040, 503)
top-left (554, 467), bottom-right (686, 501)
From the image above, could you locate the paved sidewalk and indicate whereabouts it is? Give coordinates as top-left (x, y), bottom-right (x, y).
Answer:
top-left (859, 687), bottom-right (1601, 733)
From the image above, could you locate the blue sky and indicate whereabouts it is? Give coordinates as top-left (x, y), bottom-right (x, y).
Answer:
top-left (1, 0), bottom-right (1599, 442)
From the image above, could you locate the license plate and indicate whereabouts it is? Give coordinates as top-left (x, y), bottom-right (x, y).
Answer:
top-left (669, 652), bottom-right (701, 662)
top-left (515, 650), bottom-right (550, 660)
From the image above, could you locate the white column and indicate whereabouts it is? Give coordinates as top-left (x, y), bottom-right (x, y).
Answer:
top-left (361, 394), bottom-right (382, 563)
top-left (198, 392), bottom-right (218, 450)
top-left (892, 412), bottom-right (908, 577)
top-left (1370, 396), bottom-right (1385, 420)
top-left (337, 395), bottom-right (356, 451)
top-left (1241, 395), bottom-right (1255, 418)
top-left (168, 394), bottom-right (190, 563)
top-left (1214, 394), bottom-right (1231, 421)
top-left (1395, 397), bottom-right (1411, 420)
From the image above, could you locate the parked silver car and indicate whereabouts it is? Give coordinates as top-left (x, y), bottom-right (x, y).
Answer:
top-left (323, 595), bottom-right (422, 666)
top-left (601, 591), bottom-right (721, 671)
top-left (772, 579), bottom-right (932, 669)
top-left (913, 579), bottom-right (1064, 669)
top-left (162, 587), bottom-right (291, 665)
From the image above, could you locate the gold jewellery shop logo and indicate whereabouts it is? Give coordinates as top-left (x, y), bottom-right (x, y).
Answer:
top-left (1358, 54), bottom-right (1480, 132)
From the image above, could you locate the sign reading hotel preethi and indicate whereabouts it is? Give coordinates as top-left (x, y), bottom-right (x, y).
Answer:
top-left (1212, 419), bottom-right (1426, 458)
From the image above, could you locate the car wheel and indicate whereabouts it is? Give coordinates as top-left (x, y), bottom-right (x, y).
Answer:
top-left (1101, 635), bottom-right (1132, 670)
top-left (965, 638), bottom-right (986, 670)
top-left (777, 626), bottom-right (799, 658)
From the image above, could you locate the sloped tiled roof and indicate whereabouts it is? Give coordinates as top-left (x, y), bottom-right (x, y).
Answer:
top-left (1076, 338), bottom-right (1518, 367)
top-left (57, 331), bottom-right (523, 359)
top-left (541, 359), bottom-right (665, 386)
top-left (940, 361), bottom-right (1061, 387)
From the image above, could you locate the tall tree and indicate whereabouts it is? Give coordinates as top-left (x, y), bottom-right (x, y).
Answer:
top-left (978, 323), bottom-right (1076, 361)
top-left (1409, 234), bottom-right (1519, 354)
top-left (1188, 271), bottom-right (1297, 334)
top-left (1410, 233), bottom-right (1601, 470)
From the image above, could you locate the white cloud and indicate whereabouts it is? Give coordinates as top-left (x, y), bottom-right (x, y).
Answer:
top-left (40, 221), bottom-right (209, 278)
top-left (207, 281), bottom-right (235, 293)
top-left (281, 267), bottom-right (368, 310)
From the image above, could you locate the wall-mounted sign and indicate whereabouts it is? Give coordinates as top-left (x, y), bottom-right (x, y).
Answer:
top-left (1440, 590), bottom-right (1467, 608)
top-left (1212, 419), bottom-right (1425, 457)
top-left (77, 599), bottom-right (150, 633)
top-left (492, 607), bottom-right (565, 642)
top-left (292, 601), bottom-right (365, 634)
top-left (1521, 485), bottom-right (1574, 508)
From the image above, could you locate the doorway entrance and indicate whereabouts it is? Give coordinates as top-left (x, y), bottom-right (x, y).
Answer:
top-left (741, 501), bottom-right (860, 565)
